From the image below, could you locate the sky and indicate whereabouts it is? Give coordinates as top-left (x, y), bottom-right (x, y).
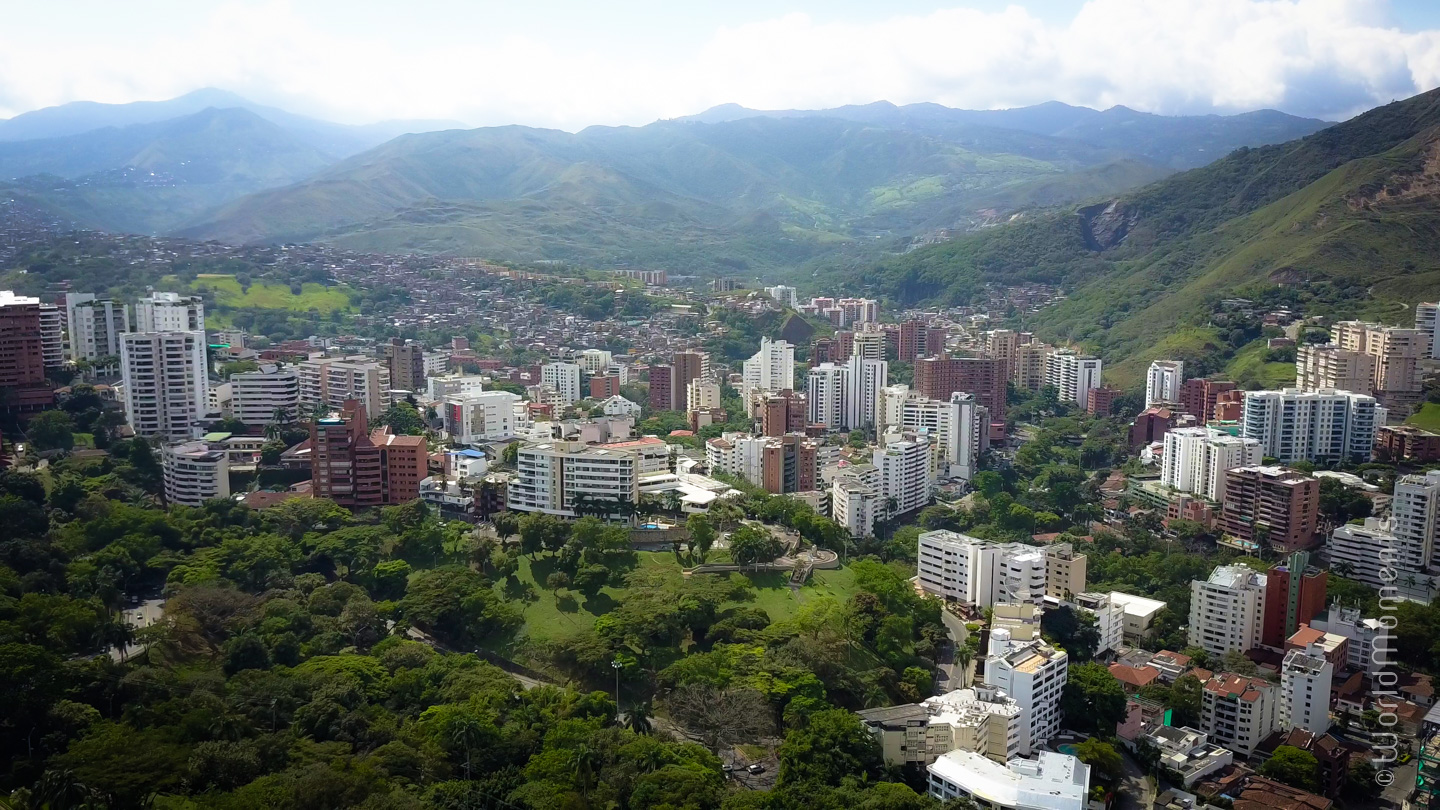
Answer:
top-left (3, 0), bottom-right (1440, 130)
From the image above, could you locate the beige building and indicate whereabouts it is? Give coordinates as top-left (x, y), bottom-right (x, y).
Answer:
top-left (1295, 344), bottom-right (1374, 394)
top-left (1012, 342), bottom-right (1053, 392)
top-left (859, 685), bottom-right (1025, 767)
top-left (1330, 320), bottom-right (1425, 415)
top-left (1044, 542), bottom-right (1087, 599)
top-left (298, 356), bottom-right (390, 418)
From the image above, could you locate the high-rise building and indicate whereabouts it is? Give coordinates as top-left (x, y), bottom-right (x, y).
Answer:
top-left (1296, 344), bottom-right (1375, 394)
top-left (983, 628), bottom-right (1069, 754)
top-left (1331, 320), bottom-right (1426, 413)
top-left (648, 364), bottom-right (673, 411)
top-left (65, 293), bottom-right (128, 362)
top-left (120, 331), bottom-right (208, 441)
top-left (298, 356), bottom-right (390, 419)
top-left (578, 349), bottom-right (613, 375)
top-left (914, 355), bottom-right (1006, 419)
top-left (742, 338), bottom-right (795, 397)
top-left (540, 361), bottom-right (581, 405)
top-left (898, 320), bottom-right (930, 362)
top-left (384, 338), bottom-right (426, 393)
top-left (874, 434), bottom-right (932, 517)
top-left (134, 292), bottom-right (204, 332)
top-left (1085, 386), bottom-right (1118, 416)
top-left (671, 350), bottom-right (709, 411)
top-left (1160, 427), bottom-right (1263, 502)
top-left (230, 365), bottom-right (300, 426)
top-left (310, 400), bottom-right (425, 508)
top-left (162, 440), bottom-right (229, 506)
top-left (1145, 360), bottom-right (1185, 407)
top-left (685, 377), bottom-right (721, 412)
top-left (1261, 551), bottom-right (1327, 649)
top-left (844, 355), bottom-right (888, 430)
top-left (508, 439), bottom-right (656, 519)
top-left (761, 389), bottom-right (806, 437)
top-left (1308, 605), bottom-right (1388, 674)
top-left (1200, 673), bottom-right (1277, 757)
top-left (1219, 465), bottom-right (1320, 553)
top-left (1179, 378), bottom-right (1237, 422)
top-left (851, 327), bottom-right (887, 362)
top-left (1188, 564), bottom-right (1267, 656)
top-left (443, 391), bottom-right (521, 444)
top-left (917, 531), bottom-right (1046, 608)
top-left (1011, 343), bottom-right (1052, 392)
top-left (1044, 351), bottom-right (1102, 407)
top-left (806, 363), bottom-right (846, 430)
top-left (589, 374), bottom-right (621, 400)
top-left (36, 302), bottom-right (63, 370)
top-left (1044, 543), bottom-right (1088, 600)
top-left (1240, 388), bottom-right (1381, 463)
top-left (0, 291), bottom-right (55, 413)
top-left (900, 392), bottom-right (982, 481)
top-left (1073, 592), bottom-right (1124, 656)
top-left (1279, 645), bottom-right (1333, 736)
top-left (836, 297), bottom-right (879, 324)
top-left (1417, 302), bottom-right (1440, 359)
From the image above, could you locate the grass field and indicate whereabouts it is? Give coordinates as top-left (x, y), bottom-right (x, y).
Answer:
top-left (1225, 339), bottom-right (1297, 390)
top-left (1408, 402), bottom-right (1440, 432)
top-left (503, 551), bottom-right (862, 642)
top-left (182, 274), bottom-right (355, 313)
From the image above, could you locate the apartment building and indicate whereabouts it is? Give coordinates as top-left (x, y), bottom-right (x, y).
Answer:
top-left (1160, 427), bottom-right (1262, 502)
top-left (686, 377), bottom-right (721, 412)
top-left (162, 440), bottom-right (230, 506)
top-left (1044, 543), bottom-right (1087, 599)
top-left (1279, 645), bottom-right (1333, 736)
top-left (1074, 592), bottom-right (1125, 656)
top-left (65, 293), bottom-right (128, 362)
top-left (1417, 302), bottom-right (1440, 359)
top-left (647, 363), bottom-right (673, 412)
top-left (1011, 342), bottom-right (1052, 392)
top-left (443, 390), bottom-right (521, 444)
top-left (0, 291), bottom-right (55, 413)
top-left (760, 389), bottom-right (806, 436)
top-left (589, 374), bottom-right (620, 399)
top-left (874, 433), bottom-right (932, 517)
top-left (1308, 605), bottom-right (1387, 674)
top-left (427, 373), bottom-right (487, 402)
top-left (1188, 565), bottom-right (1267, 656)
top-left (384, 338), bottom-right (426, 393)
top-left (804, 355), bottom-right (888, 431)
top-left (927, 750), bottom-right (1089, 810)
top-left (298, 356), bottom-right (390, 418)
top-left (897, 319), bottom-right (937, 361)
top-left (540, 361), bottom-right (582, 405)
top-left (832, 466), bottom-right (880, 538)
top-left (1241, 388), bottom-right (1380, 463)
top-left (742, 337), bottom-right (795, 397)
top-left (1218, 466), bottom-right (1319, 553)
top-left (310, 400), bottom-right (425, 508)
top-left (983, 628), bottom-right (1069, 754)
top-left (1179, 378), bottom-right (1237, 422)
top-left (1145, 360), bottom-right (1185, 407)
top-left (670, 350), bottom-right (709, 411)
top-left (1295, 344), bottom-right (1374, 394)
top-left (917, 531), bottom-right (1046, 608)
top-left (508, 440), bottom-right (642, 519)
top-left (230, 365), bottom-right (300, 426)
top-left (36, 301), bottom-right (62, 370)
top-left (120, 331), bottom-right (208, 441)
top-left (1261, 551), bottom-right (1328, 649)
top-left (1331, 320), bottom-right (1425, 412)
top-left (851, 327), bottom-right (887, 362)
top-left (859, 685), bottom-right (1025, 767)
top-left (1389, 469), bottom-right (1440, 571)
top-left (1044, 350), bottom-right (1103, 407)
top-left (578, 348), bottom-right (613, 375)
top-left (914, 355), bottom-right (1006, 419)
top-left (900, 392), bottom-right (983, 481)
top-left (134, 292), bottom-right (204, 332)
top-left (1201, 673), bottom-right (1277, 758)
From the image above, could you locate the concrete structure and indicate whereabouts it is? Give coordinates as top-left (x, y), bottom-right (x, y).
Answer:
top-left (426, 373), bottom-right (487, 402)
top-left (671, 350), bottom-right (709, 412)
top-left (577, 348), bottom-right (613, 375)
top-left (1279, 644), bottom-right (1334, 736)
top-left (1332, 320), bottom-right (1425, 413)
top-left (1240, 388), bottom-right (1381, 463)
top-left (120, 331), bottom-right (208, 441)
top-left (1180, 378), bottom-right (1237, 422)
top-left (1044, 543), bottom-right (1087, 599)
top-left (917, 531), bottom-right (1046, 608)
top-left (1308, 605), bottom-right (1387, 674)
top-left (162, 440), bottom-right (229, 506)
top-left (1075, 591), bottom-right (1125, 656)
top-left (1296, 344), bottom-right (1375, 395)
top-left (1146, 360), bottom-right (1185, 407)
top-left (900, 392), bottom-right (981, 481)
top-left (1261, 551), bottom-right (1327, 649)
top-left (1109, 591), bottom-right (1167, 642)
top-left (384, 338), bottom-right (426, 393)
top-left (230, 365), bottom-right (300, 426)
top-left (760, 389), bottom-right (806, 437)
top-left (508, 439), bottom-right (651, 520)
top-left (298, 356), bottom-right (390, 419)
top-left (600, 395), bottom-right (642, 417)
top-left (983, 628), bottom-right (1069, 754)
top-left (1377, 424), bottom-right (1440, 462)
top-left (1044, 350), bottom-right (1102, 407)
top-left (0, 291), bottom-right (54, 413)
top-left (742, 337), bottom-right (795, 397)
top-left (65, 293), bottom-right (128, 362)
top-left (1188, 564), bottom-right (1267, 657)
top-left (1218, 465), bottom-right (1319, 553)
top-left (1390, 470), bottom-right (1440, 572)
top-left (859, 684), bottom-right (1024, 766)
top-left (805, 362), bottom-right (845, 430)
top-left (134, 292), bottom-right (204, 333)
top-left (589, 374), bottom-right (621, 400)
top-left (443, 390), bottom-right (521, 444)
top-left (540, 361), bottom-right (582, 405)
top-left (310, 400), bottom-right (425, 507)
top-left (1142, 726), bottom-right (1234, 788)
top-left (927, 750), bottom-right (1088, 810)
top-left (874, 433), bottom-right (932, 517)
top-left (36, 301), bottom-right (62, 370)
top-left (685, 377), bottom-right (721, 412)
top-left (1418, 302), bottom-right (1440, 359)
top-left (1160, 427), bottom-right (1262, 502)
top-left (831, 469), bottom-right (879, 538)
top-left (1201, 673), bottom-right (1278, 757)
top-left (845, 355), bottom-right (888, 431)
top-left (914, 355), bottom-right (1006, 420)
top-left (1326, 518), bottom-right (1439, 600)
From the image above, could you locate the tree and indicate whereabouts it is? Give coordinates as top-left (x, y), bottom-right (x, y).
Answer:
top-left (1169, 674), bottom-right (1203, 728)
top-left (686, 514), bottom-right (717, 562)
top-left (777, 708), bottom-right (881, 786)
top-left (545, 572), bottom-right (571, 595)
top-left (376, 401), bottom-right (426, 436)
top-left (492, 511), bottom-right (520, 547)
top-left (27, 410), bottom-right (75, 452)
top-left (729, 524), bottom-right (783, 568)
top-left (260, 439), bottom-right (286, 466)
top-left (1060, 662), bottom-right (1127, 735)
top-left (1074, 739), bottom-right (1123, 780)
top-left (1040, 605), bottom-right (1100, 662)
top-left (1261, 746), bottom-right (1320, 792)
top-left (662, 684), bottom-right (775, 750)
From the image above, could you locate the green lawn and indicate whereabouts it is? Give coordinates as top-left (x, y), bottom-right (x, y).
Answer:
top-left (180, 274), bottom-right (355, 314)
top-left (1224, 339), bottom-right (1297, 390)
top-left (1408, 402), bottom-right (1440, 432)
top-left (503, 551), bottom-right (863, 642)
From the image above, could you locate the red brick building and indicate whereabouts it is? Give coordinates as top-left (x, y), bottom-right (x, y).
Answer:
top-left (648, 364), bottom-right (673, 412)
top-left (671, 351), bottom-right (708, 412)
top-left (898, 320), bottom-right (929, 362)
top-left (0, 291), bottom-right (54, 414)
top-left (1377, 424), bottom-right (1440, 462)
top-left (1179, 378), bottom-right (1237, 422)
top-left (913, 355), bottom-right (1006, 419)
top-left (311, 400), bottom-right (425, 508)
top-left (1086, 386), bottom-right (1119, 416)
top-left (1261, 551), bottom-right (1327, 648)
top-left (1220, 466), bottom-right (1320, 553)
top-left (589, 374), bottom-right (620, 400)
top-left (762, 389), bottom-right (807, 437)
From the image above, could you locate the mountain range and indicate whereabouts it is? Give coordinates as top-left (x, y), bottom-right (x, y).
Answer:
top-left (0, 90), bottom-right (1328, 273)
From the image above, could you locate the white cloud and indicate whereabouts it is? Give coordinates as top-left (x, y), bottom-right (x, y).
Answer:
top-left (0, 0), bottom-right (1437, 129)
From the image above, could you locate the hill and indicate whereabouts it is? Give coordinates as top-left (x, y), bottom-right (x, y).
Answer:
top-left (831, 87), bottom-right (1440, 389)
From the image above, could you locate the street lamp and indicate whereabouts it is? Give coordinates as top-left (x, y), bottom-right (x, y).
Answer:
top-left (611, 659), bottom-right (623, 713)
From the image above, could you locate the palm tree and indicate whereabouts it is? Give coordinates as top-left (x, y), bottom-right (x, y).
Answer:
top-left (569, 743), bottom-right (600, 801)
top-left (104, 620), bottom-right (136, 662)
top-left (622, 702), bottom-right (653, 735)
top-left (451, 716), bottom-right (486, 781)
top-left (955, 647), bottom-right (974, 688)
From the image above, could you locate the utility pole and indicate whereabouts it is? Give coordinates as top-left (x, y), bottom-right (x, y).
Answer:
top-left (611, 659), bottom-right (623, 716)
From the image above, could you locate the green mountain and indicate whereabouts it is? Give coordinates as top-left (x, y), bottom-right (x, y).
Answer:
top-left (834, 88), bottom-right (1440, 389)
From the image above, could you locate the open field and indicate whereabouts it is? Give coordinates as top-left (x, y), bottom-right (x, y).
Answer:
top-left (1408, 402), bottom-right (1440, 432)
top-left (182, 273), bottom-right (355, 313)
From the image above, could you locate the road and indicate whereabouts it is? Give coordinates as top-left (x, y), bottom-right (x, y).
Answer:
top-left (1115, 748), bottom-right (1156, 810)
top-left (938, 609), bottom-right (971, 690)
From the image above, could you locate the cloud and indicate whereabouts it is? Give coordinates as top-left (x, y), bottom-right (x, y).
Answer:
top-left (0, 0), bottom-right (1437, 129)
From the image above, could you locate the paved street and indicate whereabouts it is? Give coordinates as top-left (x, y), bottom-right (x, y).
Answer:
top-left (1115, 749), bottom-right (1155, 810)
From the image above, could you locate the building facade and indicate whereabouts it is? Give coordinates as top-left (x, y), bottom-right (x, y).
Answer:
top-left (162, 440), bottom-right (230, 506)
top-left (120, 331), bottom-right (208, 441)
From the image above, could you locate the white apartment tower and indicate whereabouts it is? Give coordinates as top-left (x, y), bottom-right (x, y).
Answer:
top-left (1160, 427), bottom-right (1262, 502)
top-left (806, 363), bottom-right (846, 429)
top-left (37, 302), bottom-right (63, 368)
top-left (1044, 351), bottom-right (1102, 406)
top-left (900, 392), bottom-right (981, 481)
top-left (230, 365), bottom-right (300, 426)
top-left (851, 327), bottom-right (887, 362)
top-left (540, 361), bottom-right (582, 405)
top-left (1145, 360), bottom-right (1184, 407)
top-left (134, 292), bottom-right (205, 332)
top-left (1188, 565), bottom-right (1267, 657)
top-left (743, 338), bottom-right (795, 397)
top-left (1201, 674), bottom-right (1277, 757)
top-left (845, 355), bottom-right (889, 430)
top-left (1279, 644), bottom-right (1333, 736)
top-left (983, 628), bottom-right (1068, 754)
top-left (443, 391), bottom-right (522, 444)
top-left (65, 293), bottom-right (129, 362)
top-left (162, 440), bottom-right (230, 506)
top-left (917, 531), bottom-right (1046, 609)
top-left (298, 356), bottom-right (390, 418)
top-left (1417, 302), bottom-right (1440, 359)
top-left (874, 434), bottom-right (933, 517)
top-left (120, 331), bottom-right (208, 441)
top-left (1241, 388), bottom-right (1381, 463)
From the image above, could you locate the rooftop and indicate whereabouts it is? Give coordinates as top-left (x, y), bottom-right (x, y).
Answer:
top-left (928, 750), bottom-right (1089, 810)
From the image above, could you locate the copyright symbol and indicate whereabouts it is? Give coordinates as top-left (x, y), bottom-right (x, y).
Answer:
top-left (1376, 770), bottom-right (1395, 786)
